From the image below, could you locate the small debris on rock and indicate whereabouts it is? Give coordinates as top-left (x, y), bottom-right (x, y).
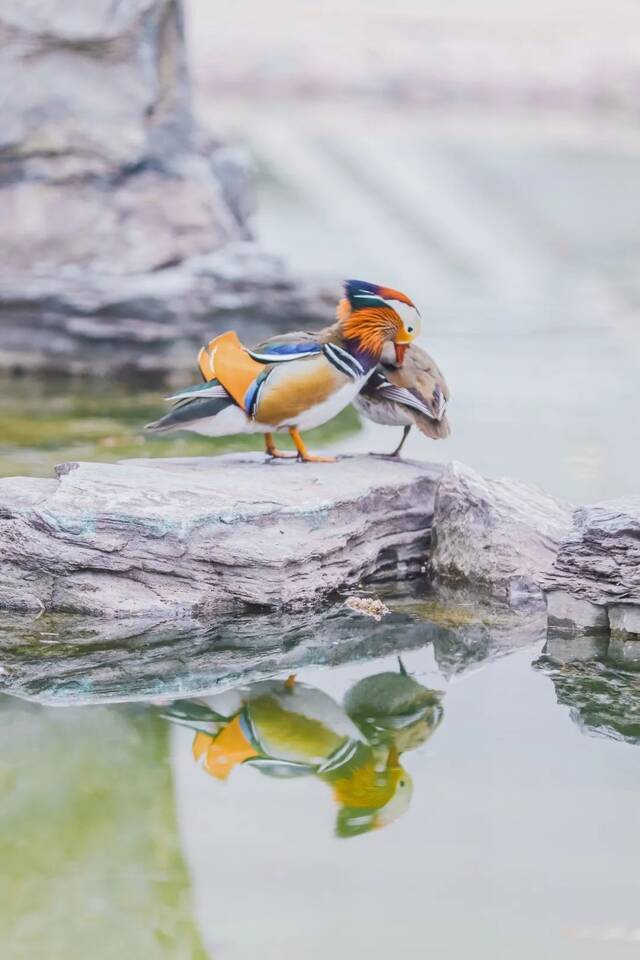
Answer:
top-left (344, 596), bottom-right (391, 621)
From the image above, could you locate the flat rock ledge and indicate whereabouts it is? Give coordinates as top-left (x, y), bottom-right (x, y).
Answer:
top-left (2, 454), bottom-right (639, 655)
top-left (543, 497), bottom-right (640, 667)
top-left (0, 455), bottom-right (442, 618)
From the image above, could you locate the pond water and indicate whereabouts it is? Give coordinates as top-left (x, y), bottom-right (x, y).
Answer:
top-left (1, 103), bottom-right (640, 958)
top-left (0, 594), bottom-right (638, 960)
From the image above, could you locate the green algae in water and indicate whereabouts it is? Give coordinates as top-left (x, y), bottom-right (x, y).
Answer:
top-left (0, 699), bottom-right (207, 960)
top-left (0, 375), bottom-right (361, 478)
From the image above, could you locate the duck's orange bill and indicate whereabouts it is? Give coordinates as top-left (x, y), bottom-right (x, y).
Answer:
top-left (394, 343), bottom-right (408, 365)
top-left (199, 331), bottom-right (264, 409)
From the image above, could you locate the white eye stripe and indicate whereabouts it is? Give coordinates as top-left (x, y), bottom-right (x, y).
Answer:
top-left (394, 301), bottom-right (421, 334)
top-left (352, 292), bottom-right (421, 334)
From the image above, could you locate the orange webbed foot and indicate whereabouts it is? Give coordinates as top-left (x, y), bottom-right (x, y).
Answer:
top-left (288, 428), bottom-right (337, 463)
top-left (297, 453), bottom-right (338, 463)
top-left (264, 433), bottom-right (297, 459)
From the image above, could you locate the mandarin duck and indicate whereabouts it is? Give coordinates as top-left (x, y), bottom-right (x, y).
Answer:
top-left (145, 279), bottom-right (420, 462)
top-left (161, 665), bottom-right (443, 839)
top-left (353, 341), bottom-right (450, 457)
top-left (344, 658), bottom-right (444, 754)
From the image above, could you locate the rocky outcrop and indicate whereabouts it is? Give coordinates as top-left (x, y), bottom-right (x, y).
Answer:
top-left (0, 0), bottom-right (329, 374)
top-left (429, 461), bottom-right (573, 608)
top-left (2, 449), bottom-right (639, 654)
top-left (0, 454), bottom-right (442, 618)
top-left (543, 497), bottom-right (640, 662)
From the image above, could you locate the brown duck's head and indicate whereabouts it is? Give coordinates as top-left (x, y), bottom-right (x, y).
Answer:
top-left (332, 745), bottom-right (414, 838)
top-left (337, 279), bottom-right (421, 365)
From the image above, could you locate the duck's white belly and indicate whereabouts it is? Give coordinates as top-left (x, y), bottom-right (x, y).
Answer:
top-left (186, 369), bottom-right (372, 436)
top-left (279, 377), bottom-right (367, 431)
top-left (188, 404), bottom-right (274, 437)
top-left (353, 393), bottom-right (414, 427)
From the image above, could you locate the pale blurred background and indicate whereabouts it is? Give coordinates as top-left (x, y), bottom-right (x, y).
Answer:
top-left (188, 0), bottom-right (640, 503)
top-left (2, 0), bottom-right (640, 501)
top-left (2, 8), bottom-right (640, 959)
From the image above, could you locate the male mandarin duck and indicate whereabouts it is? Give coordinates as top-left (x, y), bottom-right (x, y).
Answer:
top-left (145, 279), bottom-right (420, 462)
top-left (161, 664), bottom-right (444, 839)
top-left (354, 342), bottom-right (450, 457)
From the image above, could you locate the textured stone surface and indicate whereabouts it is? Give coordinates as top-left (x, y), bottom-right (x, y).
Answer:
top-left (430, 461), bottom-right (573, 608)
top-left (546, 590), bottom-right (609, 632)
top-left (0, 243), bottom-right (332, 376)
top-left (545, 498), bottom-right (640, 604)
top-left (543, 497), bottom-right (640, 644)
top-left (0, 0), bottom-right (329, 373)
top-left (0, 454), bottom-right (442, 618)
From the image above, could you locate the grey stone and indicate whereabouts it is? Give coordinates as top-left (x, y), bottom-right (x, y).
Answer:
top-left (0, 454), bottom-right (443, 618)
top-left (0, 0), bottom-right (329, 374)
top-left (609, 603), bottom-right (640, 639)
top-left (545, 589), bottom-right (609, 632)
top-left (0, 243), bottom-right (333, 376)
top-left (543, 497), bottom-right (640, 645)
top-left (545, 498), bottom-right (640, 604)
top-left (430, 461), bottom-right (573, 608)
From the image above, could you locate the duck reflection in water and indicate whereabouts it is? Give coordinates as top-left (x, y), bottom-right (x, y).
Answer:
top-left (161, 660), bottom-right (443, 838)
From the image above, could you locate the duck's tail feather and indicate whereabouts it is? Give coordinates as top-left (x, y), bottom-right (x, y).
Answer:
top-left (414, 412), bottom-right (451, 440)
top-left (145, 395), bottom-right (235, 433)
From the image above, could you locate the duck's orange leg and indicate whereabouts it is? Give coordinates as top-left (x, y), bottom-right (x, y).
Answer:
top-left (289, 427), bottom-right (337, 463)
top-left (264, 433), bottom-right (297, 459)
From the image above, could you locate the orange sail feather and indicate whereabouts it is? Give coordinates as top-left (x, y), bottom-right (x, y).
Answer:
top-left (198, 331), bottom-right (264, 410)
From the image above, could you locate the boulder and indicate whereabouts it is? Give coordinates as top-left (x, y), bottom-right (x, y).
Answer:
top-left (429, 461), bottom-right (573, 608)
top-left (542, 497), bottom-right (640, 660)
top-left (0, 0), bottom-right (328, 374)
top-left (0, 454), bottom-right (442, 618)
top-left (0, 244), bottom-right (332, 376)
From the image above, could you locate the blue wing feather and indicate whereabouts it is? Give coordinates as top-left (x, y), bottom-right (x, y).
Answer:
top-left (248, 342), bottom-right (322, 363)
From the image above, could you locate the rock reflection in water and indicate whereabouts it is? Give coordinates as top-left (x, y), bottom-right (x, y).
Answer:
top-left (0, 591), bottom-right (541, 706)
top-left (161, 661), bottom-right (443, 838)
top-left (535, 657), bottom-right (640, 745)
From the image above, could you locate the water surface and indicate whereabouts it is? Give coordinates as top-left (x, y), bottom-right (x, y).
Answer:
top-left (1, 103), bottom-right (639, 958)
top-left (0, 598), bottom-right (638, 959)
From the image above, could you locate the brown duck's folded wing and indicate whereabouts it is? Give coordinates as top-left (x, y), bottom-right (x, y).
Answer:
top-left (383, 344), bottom-right (451, 439)
top-left (393, 343), bottom-right (450, 400)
